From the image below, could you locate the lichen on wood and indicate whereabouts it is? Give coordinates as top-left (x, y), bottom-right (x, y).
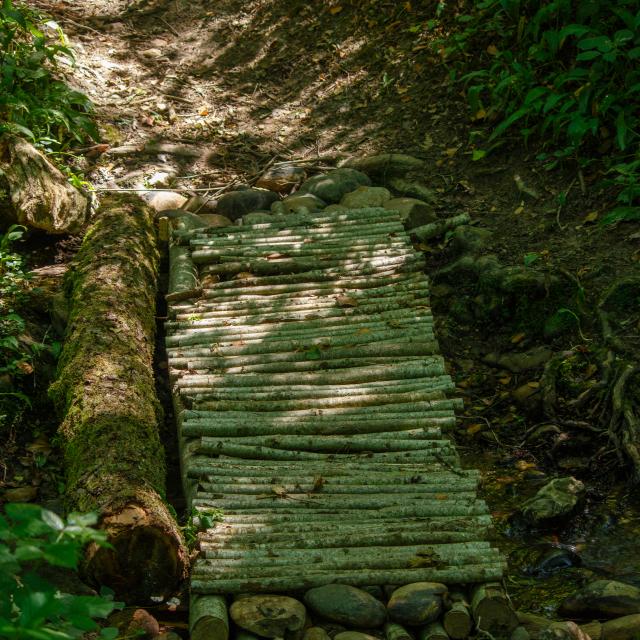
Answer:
top-left (49, 193), bottom-right (187, 602)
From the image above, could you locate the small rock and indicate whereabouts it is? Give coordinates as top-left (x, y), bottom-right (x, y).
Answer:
top-left (340, 186), bottom-right (392, 209)
top-left (256, 164), bottom-right (306, 192)
top-left (511, 626), bottom-right (531, 640)
top-left (242, 211), bottom-right (274, 224)
top-left (304, 584), bottom-right (386, 628)
top-left (298, 168), bottom-right (371, 203)
top-left (334, 633), bottom-right (379, 640)
top-left (198, 213), bottom-right (232, 228)
top-left (342, 154), bottom-right (425, 177)
top-left (275, 193), bottom-right (326, 214)
top-left (109, 608), bottom-right (160, 639)
top-left (387, 582), bottom-right (447, 626)
top-left (540, 622), bottom-right (590, 640)
top-left (230, 595), bottom-right (306, 638)
top-left (525, 546), bottom-right (581, 577)
top-left (451, 226), bottom-right (492, 255)
top-left (146, 190), bottom-right (187, 212)
top-left (483, 347), bottom-right (554, 373)
top-left (559, 580), bottom-right (640, 619)
top-left (511, 382), bottom-right (541, 410)
top-left (324, 204), bottom-right (348, 213)
top-left (216, 188), bottom-right (279, 220)
top-left (384, 197), bottom-right (436, 228)
top-left (141, 48), bottom-right (163, 59)
top-left (304, 628), bottom-right (332, 640)
top-left (520, 477), bottom-right (585, 526)
top-left (385, 178), bottom-right (436, 202)
top-left (146, 171), bottom-right (175, 188)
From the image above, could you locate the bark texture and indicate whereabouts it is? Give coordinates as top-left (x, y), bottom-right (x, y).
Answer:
top-left (0, 133), bottom-right (88, 233)
top-left (49, 194), bottom-right (187, 602)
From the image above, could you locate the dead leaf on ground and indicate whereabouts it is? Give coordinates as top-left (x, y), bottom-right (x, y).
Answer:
top-left (336, 295), bottom-right (358, 307)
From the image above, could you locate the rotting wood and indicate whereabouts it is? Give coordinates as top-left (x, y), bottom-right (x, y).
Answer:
top-left (190, 594), bottom-right (229, 640)
top-left (49, 194), bottom-right (187, 602)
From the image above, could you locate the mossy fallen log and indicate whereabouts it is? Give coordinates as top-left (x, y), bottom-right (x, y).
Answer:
top-left (49, 194), bottom-right (187, 602)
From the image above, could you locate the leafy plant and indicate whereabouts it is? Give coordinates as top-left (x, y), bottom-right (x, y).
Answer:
top-left (0, 503), bottom-right (122, 640)
top-left (0, 225), bottom-right (32, 381)
top-left (0, 0), bottom-right (98, 150)
top-left (436, 0), bottom-right (640, 215)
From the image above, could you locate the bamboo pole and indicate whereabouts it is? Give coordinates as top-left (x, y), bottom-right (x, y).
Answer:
top-left (185, 377), bottom-right (452, 400)
top-left (178, 385), bottom-right (447, 410)
top-left (174, 359), bottom-right (445, 387)
top-left (195, 480), bottom-right (474, 495)
top-left (189, 564), bottom-right (505, 594)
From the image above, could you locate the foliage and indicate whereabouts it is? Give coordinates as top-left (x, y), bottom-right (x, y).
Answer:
top-left (0, 0), bottom-right (98, 150)
top-left (438, 0), bottom-right (640, 220)
top-left (0, 503), bottom-right (122, 640)
top-left (0, 225), bottom-right (32, 386)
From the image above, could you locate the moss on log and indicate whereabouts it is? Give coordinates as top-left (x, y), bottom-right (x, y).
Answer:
top-left (49, 194), bottom-right (187, 602)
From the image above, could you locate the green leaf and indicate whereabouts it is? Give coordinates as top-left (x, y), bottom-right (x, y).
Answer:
top-left (472, 149), bottom-right (487, 161)
top-left (524, 252), bottom-right (539, 267)
top-left (615, 111), bottom-right (628, 150)
top-left (576, 50), bottom-right (600, 61)
top-left (600, 206), bottom-right (640, 225)
top-left (489, 107), bottom-right (528, 141)
top-left (41, 510), bottom-right (64, 532)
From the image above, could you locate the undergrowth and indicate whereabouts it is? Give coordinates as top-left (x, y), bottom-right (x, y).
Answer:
top-left (0, 0), bottom-right (98, 151)
top-left (0, 503), bottom-right (121, 640)
top-left (435, 0), bottom-right (640, 223)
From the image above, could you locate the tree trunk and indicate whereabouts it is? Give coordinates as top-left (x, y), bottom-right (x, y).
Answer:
top-left (0, 133), bottom-right (88, 234)
top-left (49, 194), bottom-right (187, 602)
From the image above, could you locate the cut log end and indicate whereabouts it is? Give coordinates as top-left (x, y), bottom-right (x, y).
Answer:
top-left (83, 501), bottom-right (188, 603)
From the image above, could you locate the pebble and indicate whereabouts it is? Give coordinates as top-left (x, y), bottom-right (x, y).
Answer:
top-left (242, 211), bottom-right (274, 224)
top-left (230, 595), bottom-right (306, 638)
top-left (109, 608), bottom-right (160, 639)
top-left (303, 628), bottom-right (332, 640)
top-left (298, 168), bottom-right (371, 203)
top-left (342, 153), bottom-right (425, 177)
top-left (334, 633), bottom-right (380, 640)
top-left (340, 186), bottom-right (392, 209)
top-left (304, 584), bottom-right (387, 628)
top-left (145, 190), bottom-right (187, 212)
top-left (216, 188), bottom-right (279, 220)
top-left (385, 177), bottom-right (435, 202)
top-left (384, 197), bottom-right (436, 228)
top-left (559, 579), bottom-right (640, 619)
top-left (520, 476), bottom-right (584, 526)
top-left (275, 193), bottom-right (326, 214)
top-left (141, 48), bottom-right (163, 59)
top-left (184, 195), bottom-right (218, 213)
top-left (387, 582), bottom-right (447, 626)
top-left (256, 164), bottom-right (305, 192)
top-left (526, 546), bottom-right (581, 576)
top-left (197, 213), bottom-right (233, 228)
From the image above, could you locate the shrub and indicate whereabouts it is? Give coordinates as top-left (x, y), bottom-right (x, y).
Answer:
top-left (0, 503), bottom-right (122, 640)
top-left (0, 0), bottom-right (98, 150)
top-left (440, 0), bottom-right (640, 222)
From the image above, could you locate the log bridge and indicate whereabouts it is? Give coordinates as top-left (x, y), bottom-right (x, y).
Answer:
top-left (165, 207), bottom-right (505, 627)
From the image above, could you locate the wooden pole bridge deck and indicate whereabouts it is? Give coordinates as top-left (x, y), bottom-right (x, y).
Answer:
top-left (166, 206), bottom-right (505, 597)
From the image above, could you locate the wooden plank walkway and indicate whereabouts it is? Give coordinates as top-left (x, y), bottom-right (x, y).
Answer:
top-left (166, 207), bottom-right (504, 595)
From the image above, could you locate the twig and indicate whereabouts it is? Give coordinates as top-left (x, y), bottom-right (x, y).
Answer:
top-left (556, 176), bottom-right (577, 231)
top-left (159, 17), bottom-right (180, 37)
top-left (59, 17), bottom-right (102, 35)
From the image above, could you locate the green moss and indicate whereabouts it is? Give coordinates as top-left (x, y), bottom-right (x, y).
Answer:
top-left (48, 194), bottom-right (166, 512)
